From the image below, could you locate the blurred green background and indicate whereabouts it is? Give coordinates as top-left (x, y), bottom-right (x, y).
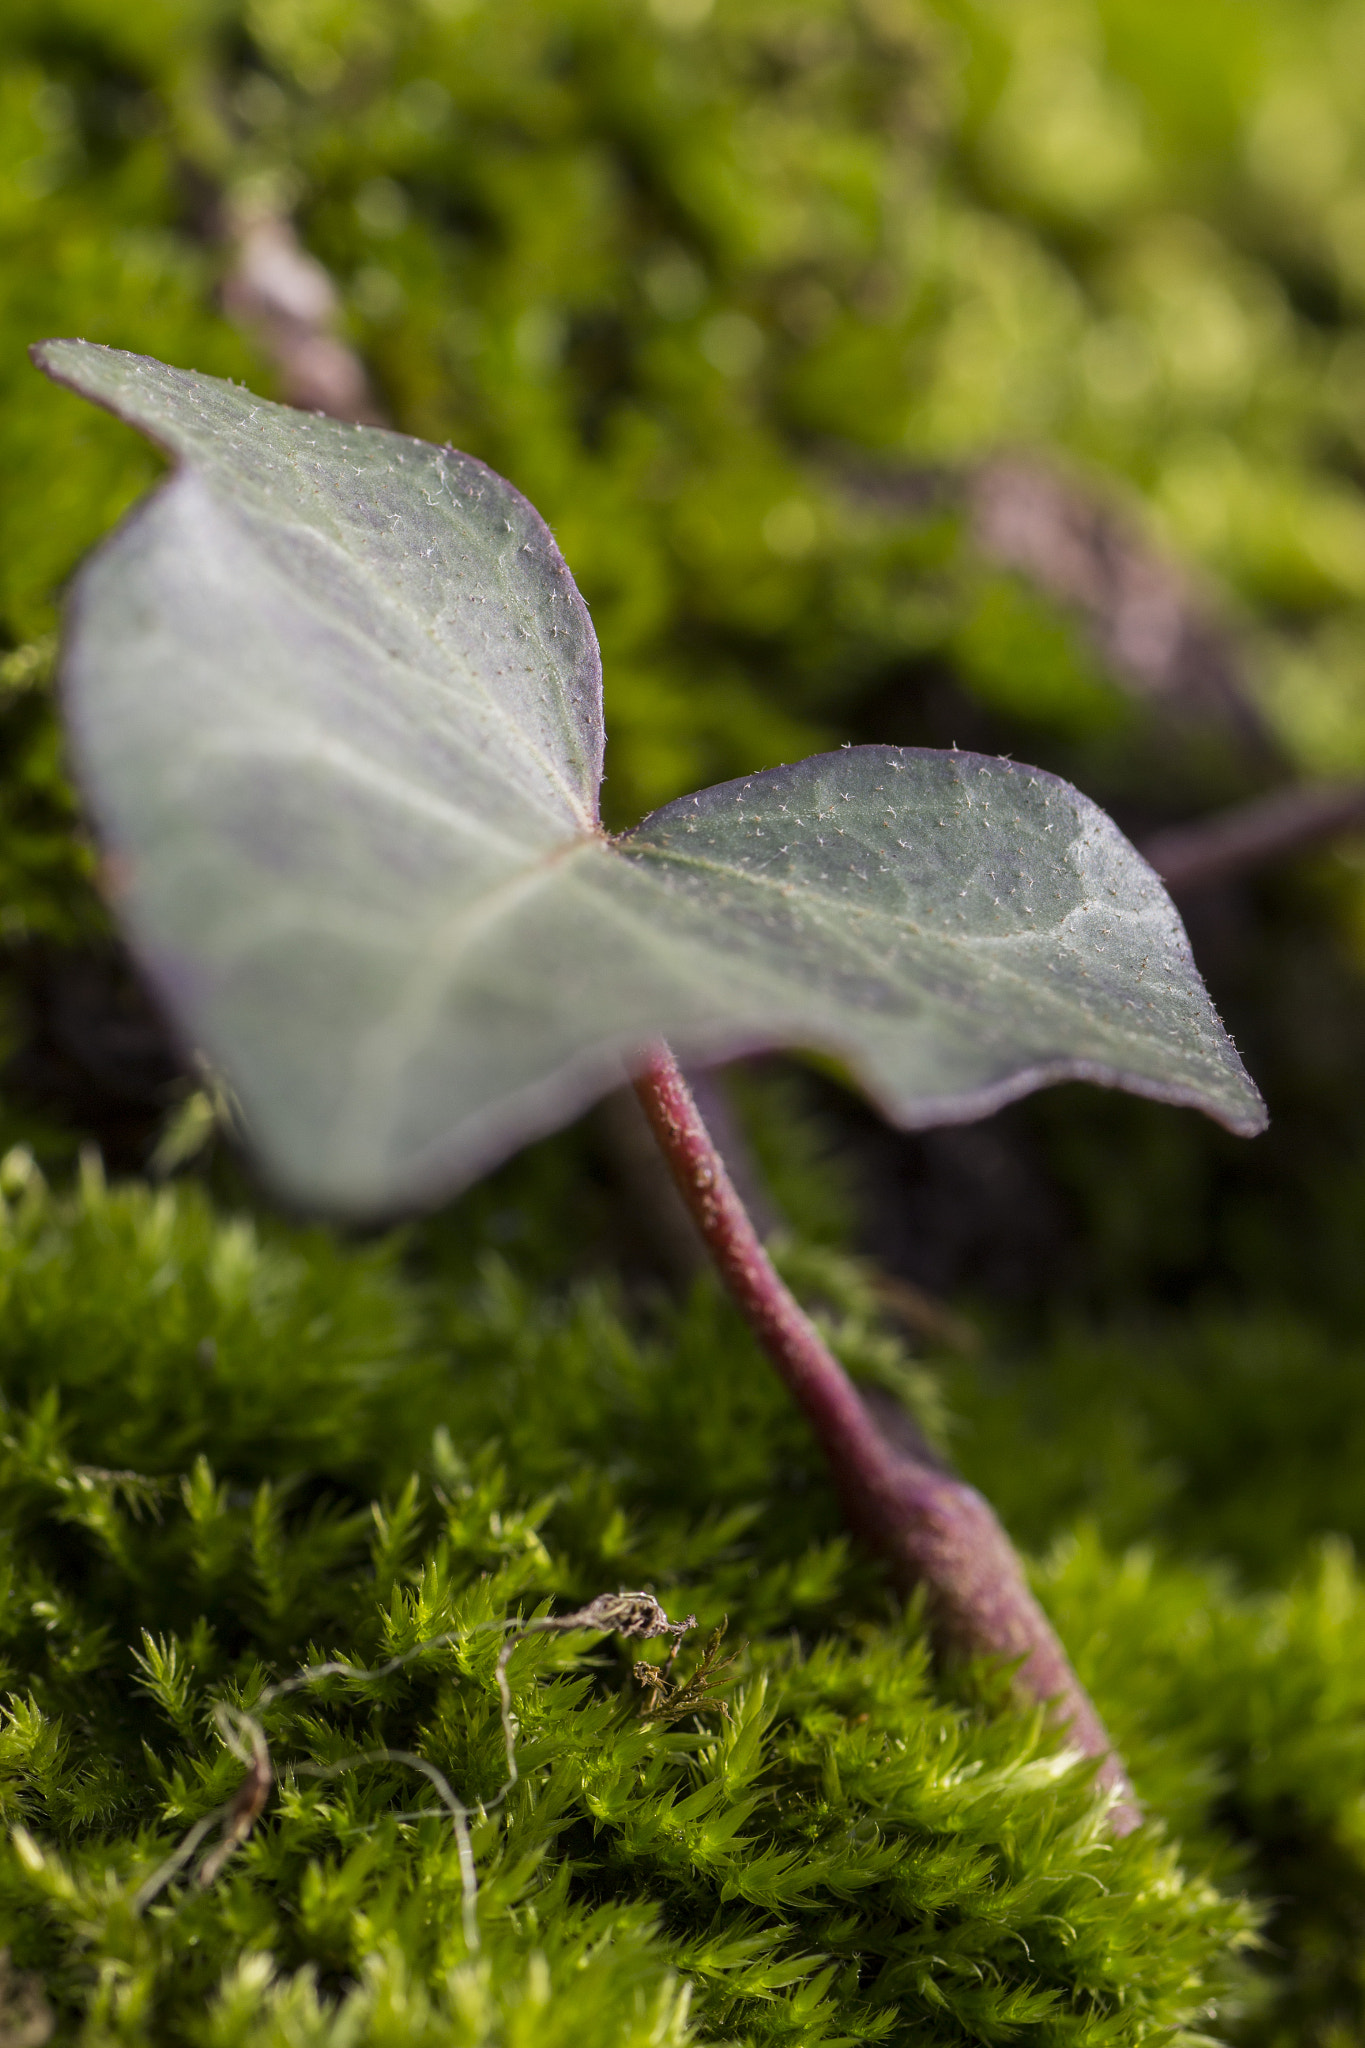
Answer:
top-left (7, 0), bottom-right (1365, 806)
top-left (13, 0), bottom-right (1365, 821)
top-left (9, 2), bottom-right (1365, 2043)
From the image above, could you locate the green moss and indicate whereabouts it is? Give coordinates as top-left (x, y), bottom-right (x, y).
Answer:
top-left (7, 0), bottom-right (1365, 2040)
top-left (0, 1160), bottom-right (1264, 2046)
top-left (11, 0), bottom-right (1365, 819)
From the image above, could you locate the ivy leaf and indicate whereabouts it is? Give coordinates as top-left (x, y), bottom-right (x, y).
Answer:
top-left (33, 343), bottom-right (1265, 1213)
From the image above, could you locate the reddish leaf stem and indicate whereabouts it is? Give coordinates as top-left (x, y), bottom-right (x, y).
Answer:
top-left (633, 1042), bottom-right (1139, 1833)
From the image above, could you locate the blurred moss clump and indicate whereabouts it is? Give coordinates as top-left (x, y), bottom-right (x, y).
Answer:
top-left (13, 0), bottom-right (1365, 821)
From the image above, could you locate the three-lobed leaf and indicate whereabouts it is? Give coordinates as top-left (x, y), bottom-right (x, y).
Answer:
top-left (32, 342), bottom-right (1265, 1213)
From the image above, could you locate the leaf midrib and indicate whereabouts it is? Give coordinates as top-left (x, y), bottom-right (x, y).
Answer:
top-left (331, 832), bottom-right (608, 1174)
top-left (208, 476), bottom-right (599, 837)
top-left (624, 840), bottom-right (1213, 1064)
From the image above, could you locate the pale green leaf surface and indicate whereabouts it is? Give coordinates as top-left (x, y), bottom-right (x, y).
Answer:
top-left (33, 343), bottom-right (1264, 1213)
top-left (620, 751), bottom-right (1264, 1143)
